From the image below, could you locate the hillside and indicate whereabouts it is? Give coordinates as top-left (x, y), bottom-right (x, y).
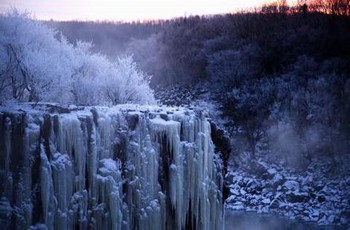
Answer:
top-left (48, 11), bottom-right (350, 226)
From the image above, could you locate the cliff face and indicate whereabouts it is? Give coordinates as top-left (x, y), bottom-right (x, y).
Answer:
top-left (0, 104), bottom-right (223, 230)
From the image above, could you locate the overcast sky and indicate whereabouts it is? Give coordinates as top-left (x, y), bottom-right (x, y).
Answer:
top-left (0, 0), bottom-right (290, 22)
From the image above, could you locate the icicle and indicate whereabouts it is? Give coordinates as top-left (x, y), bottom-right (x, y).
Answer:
top-left (0, 105), bottom-right (223, 230)
top-left (40, 144), bottom-right (55, 229)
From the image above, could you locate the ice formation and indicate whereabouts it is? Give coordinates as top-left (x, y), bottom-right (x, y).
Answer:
top-left (0, 104), bottom-right (223, 230)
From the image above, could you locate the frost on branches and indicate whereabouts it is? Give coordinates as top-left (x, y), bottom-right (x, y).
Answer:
top-left (0, 10), bottom-right (155, 105)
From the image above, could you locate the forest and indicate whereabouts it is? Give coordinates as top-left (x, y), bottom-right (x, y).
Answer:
top-left (48, 3), bottom-right (350, 167)
top-left (47, 5), bottom-right (350, 225)
top-left (1, 0), bottom-right (350, 227)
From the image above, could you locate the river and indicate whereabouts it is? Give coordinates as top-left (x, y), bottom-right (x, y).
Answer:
top-left (224, 209), bottom-right (342, 230)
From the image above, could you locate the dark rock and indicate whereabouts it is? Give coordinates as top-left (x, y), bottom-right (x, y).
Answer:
top-left (269, 199), bottom-right (279, 209)
top-left (309, 192), bottom-right (316, 199)
top-left (262, 172), bottom-right (274, 180)
top-left (159, 113), bottom-right (168, 121)
top-left (314, 183), bottom-right (325, 192)
top-left (209, 121), bottom-right (231, 200)
top-left (127, 113), bottom-right (139, 130)
top-left (209, 121), bottom-right (231, 166)
top-left (247, 180), bottom-right (263, 195)
top-left (46, 104), bottom-right (70, 114)
top-left (90, 108), bottom-right (99, 126)
top-left (149, 113), bottom-right (156, 119)
top-left (253, 164), bottom-right (268, 177)
top-left (317, 195), bottom-right (326, 203)
top-left (230, 187), bottom-right (240, 196)
top-left (286, 193), bottom-right (310, 203)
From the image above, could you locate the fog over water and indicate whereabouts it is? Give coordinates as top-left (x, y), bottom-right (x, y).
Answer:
top-left (224, 210), bottom-right (336, 230)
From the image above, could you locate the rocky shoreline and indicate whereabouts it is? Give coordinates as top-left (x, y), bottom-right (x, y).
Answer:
top-left (225, 159), bottom-right (350, 227)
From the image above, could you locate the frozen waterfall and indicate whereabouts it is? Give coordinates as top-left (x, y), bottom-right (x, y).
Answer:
top-left (0, 104), bottom-right (223, 230)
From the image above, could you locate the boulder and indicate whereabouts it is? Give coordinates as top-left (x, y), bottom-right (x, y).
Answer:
top-left (283, 180), bottom-right (300, 192)
top-left (286, 192), bottom-right (310, 203)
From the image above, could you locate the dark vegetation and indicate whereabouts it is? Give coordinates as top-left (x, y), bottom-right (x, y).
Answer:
top-left (48, 1), bottom-right (350, 172)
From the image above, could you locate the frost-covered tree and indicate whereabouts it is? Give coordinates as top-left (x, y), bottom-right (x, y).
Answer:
top-left (0, 10), bottom-right (74, 102)
top-left (225, 78), bottom-right (275, 156)
top-left (206, 43), bottom-right (262, 90)
top-left (0, 10), bottom-right (155, 105)
top-left (70, 41), bottom-right (108, 105)
top-left (102, 56), bottom-right (154, 105)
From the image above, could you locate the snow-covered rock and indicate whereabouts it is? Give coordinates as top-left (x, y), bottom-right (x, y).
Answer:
top-left (225, 162), bottom-right (350, 227)
top-left (283, 180), bottom-right (300, 192)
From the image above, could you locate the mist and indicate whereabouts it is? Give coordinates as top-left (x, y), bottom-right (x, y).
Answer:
top-left (1, 2), bottom-right (350, 228)
top-left (47, 9), bottom-right (350, 227)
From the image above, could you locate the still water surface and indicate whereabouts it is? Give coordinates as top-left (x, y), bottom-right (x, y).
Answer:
top-left (224, 209), bottom-right (343, 230)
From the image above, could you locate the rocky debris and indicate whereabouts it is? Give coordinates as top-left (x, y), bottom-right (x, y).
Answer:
top-left (283, 180), bottom-right (300, 192)
top-left (155, 85), bottom-right (202, 107)
top-left (225, 161), bottom-right (350, 227)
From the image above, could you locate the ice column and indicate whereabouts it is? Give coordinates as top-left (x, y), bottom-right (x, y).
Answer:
top-left (0, 105), bottom-right (223, 230)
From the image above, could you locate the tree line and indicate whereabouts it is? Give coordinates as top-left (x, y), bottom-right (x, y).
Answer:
top-left (6, 7), bottom-right (350, 169)
top-left (259, 0), bottom-right (350, 16)
top-left (127, 10), bottom-right (350, 167)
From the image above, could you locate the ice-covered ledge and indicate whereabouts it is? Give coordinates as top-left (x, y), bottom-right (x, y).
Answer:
top-left (0, 103), bottom-right (223, 230)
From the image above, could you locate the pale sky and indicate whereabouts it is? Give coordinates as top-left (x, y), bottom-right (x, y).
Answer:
top-left (0, 0), bottom-right (296, 22)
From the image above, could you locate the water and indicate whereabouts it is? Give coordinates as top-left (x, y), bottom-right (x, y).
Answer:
top-left (224, 209), bottom-right (341, 230)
